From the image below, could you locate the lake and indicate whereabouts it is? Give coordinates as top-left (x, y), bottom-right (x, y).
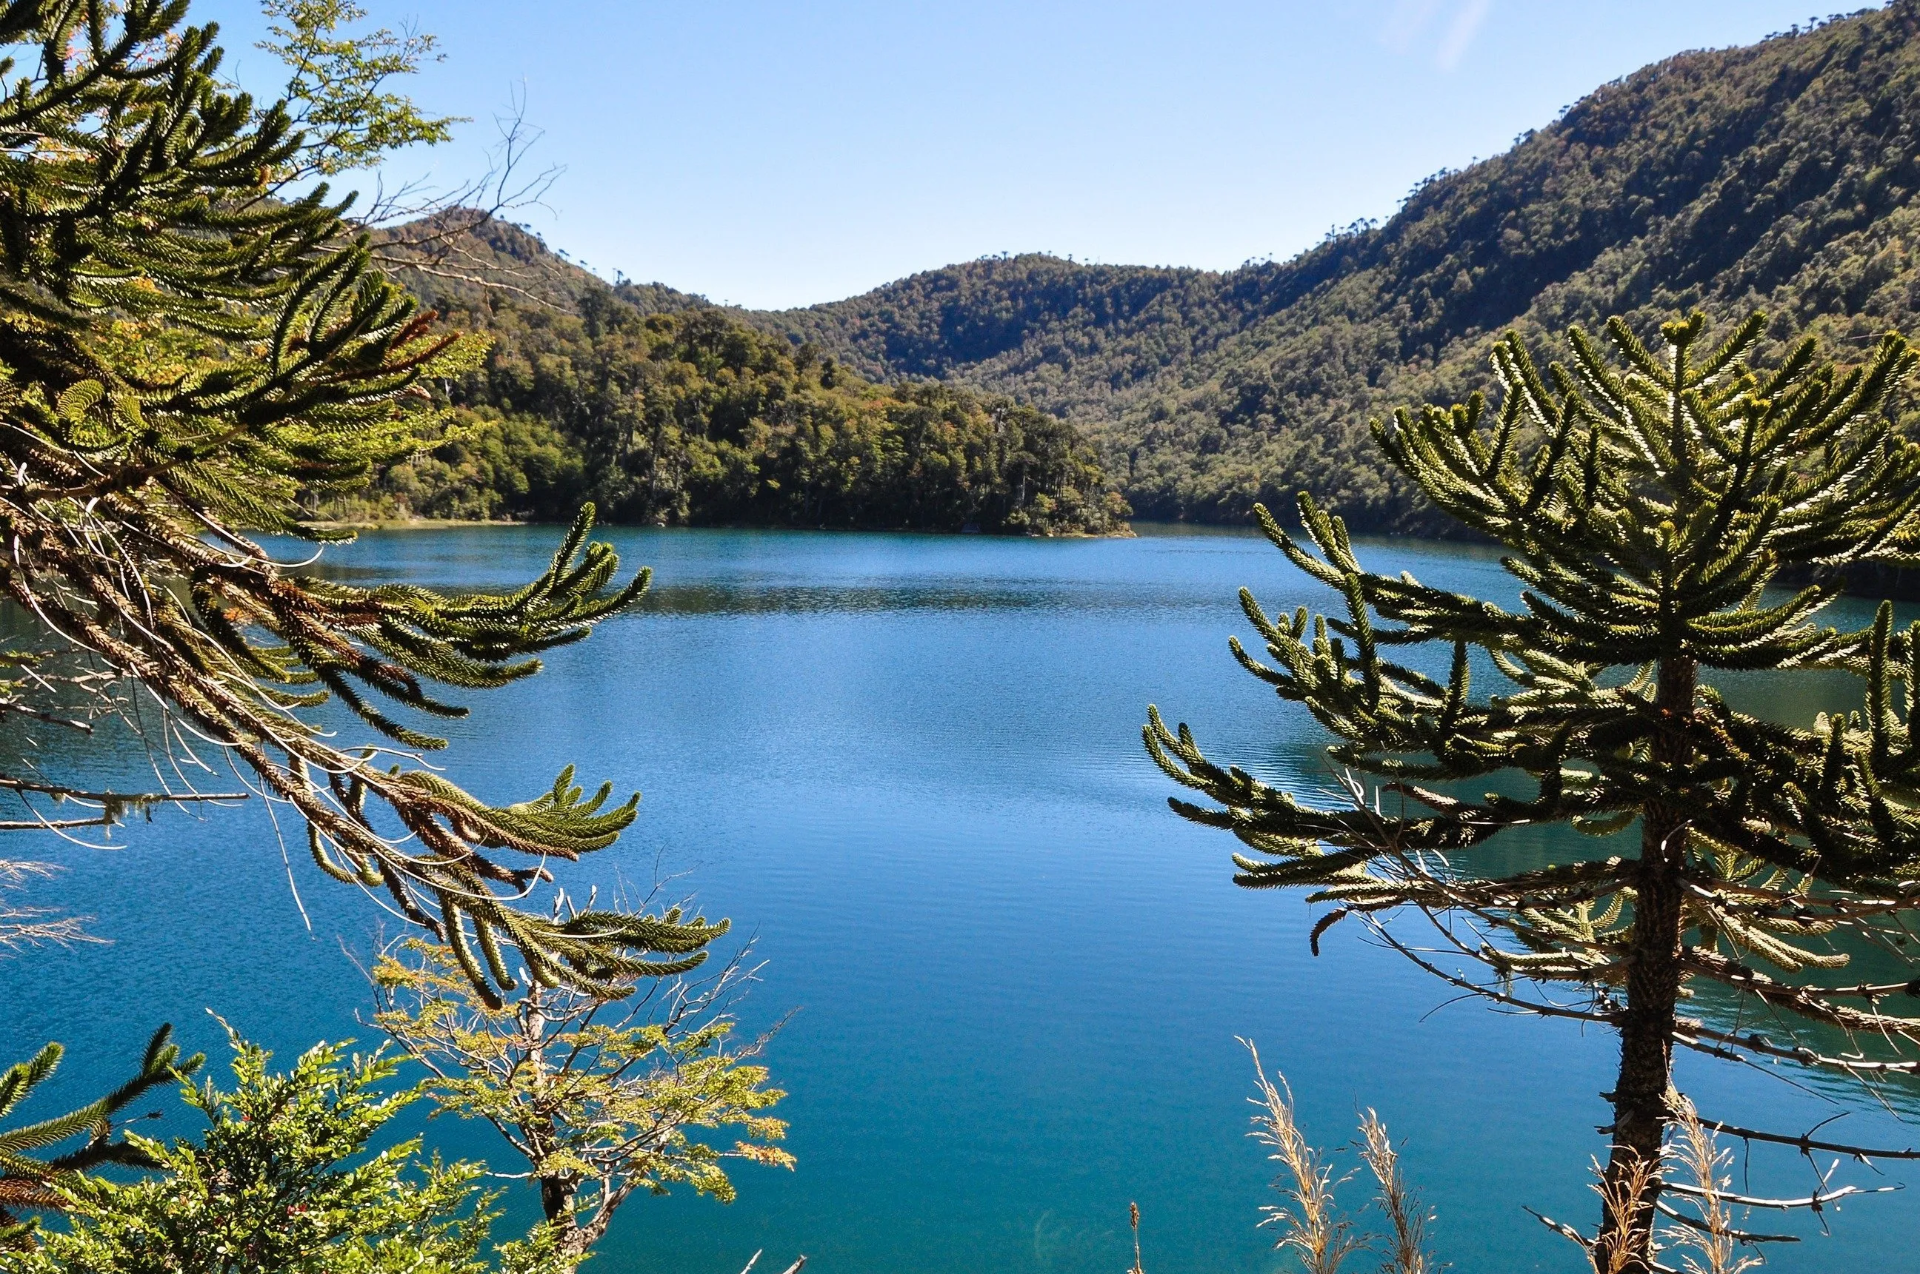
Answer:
top-left (7, 524), bottom-right (1918, 1272)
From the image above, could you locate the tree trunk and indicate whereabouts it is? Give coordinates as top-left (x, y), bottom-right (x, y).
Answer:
top-left (1597, 655), bottom-right (1694, 1273)
top-left (527, 992), bottom-right (584, 1252)
top-left (541, 1173), bottom-right (578, 1228)
top-left (556, 1187), bottom-right (621, 1260)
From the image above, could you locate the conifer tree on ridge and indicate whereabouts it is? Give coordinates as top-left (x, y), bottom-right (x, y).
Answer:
top-left (1148, 310), bottom-right (1920, 1271)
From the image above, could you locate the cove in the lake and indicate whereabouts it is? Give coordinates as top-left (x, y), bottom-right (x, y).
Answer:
top-left (8, 524), bottom-right (1916, 1273)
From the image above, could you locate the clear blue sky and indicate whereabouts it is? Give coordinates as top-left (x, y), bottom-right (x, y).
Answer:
top-left (199, 1), bottom-right (1862, 310)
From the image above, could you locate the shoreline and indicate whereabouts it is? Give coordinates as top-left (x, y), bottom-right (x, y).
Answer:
top-left (312, 517), bottom-right (1138, 539)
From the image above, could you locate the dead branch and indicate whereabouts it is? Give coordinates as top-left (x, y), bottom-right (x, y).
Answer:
top-left (1659, 1180), bottom-right (1894, 1211)
top-left (1651, 1199), bottom-right (1798, 1244)
top-left (1691, 1116), bottom-right (1920, 1162)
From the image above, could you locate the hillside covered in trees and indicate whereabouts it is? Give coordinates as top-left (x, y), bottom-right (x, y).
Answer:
top-left (389, 4), bottom-right (1920, 536)
top-left (731, 3), bottom-right (1920, 531)
top-left (362, 249), bottom-right (1127, 535)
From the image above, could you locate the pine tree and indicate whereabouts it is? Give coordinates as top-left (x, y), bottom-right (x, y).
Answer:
top-left (1147, 311), bottom-right (1920, 1270)
top-left (0, 0), bottom-right (723, 1003)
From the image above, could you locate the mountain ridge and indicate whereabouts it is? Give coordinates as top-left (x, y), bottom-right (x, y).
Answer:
top-left (399, 2), bottom-right (1920, 532)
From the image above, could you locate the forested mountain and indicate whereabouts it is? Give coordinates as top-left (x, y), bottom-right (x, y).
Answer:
top-left (389, 3), bottom-right (1920, 535)
top-left (354, 278), bottom-right (1128, 536)
top-left (736, 3), bottom-right (1920, 531)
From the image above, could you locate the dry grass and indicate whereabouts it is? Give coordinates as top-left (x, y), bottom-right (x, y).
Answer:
top-left (1247, 1041), bottom-right (1364, 1274)
top-left (1586, 1149), bottom-right (1662, 1274)
top-left (1145, 1050), bottom-right (1769, 1274)
top-left (1359, 1108), bottom-right (1434, 1274)
top-left (1242, 1040), bottom-right (1439, 1274)
top-left (1661, 1096), bottom-right (1762, 1274)
top-left (1576, 1097), bottom-right (1769, 1274)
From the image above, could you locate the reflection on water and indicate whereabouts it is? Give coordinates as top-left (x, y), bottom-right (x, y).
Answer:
top-left (635, 583), bottom-right (1209, 616)
top-left (4, 524), bottom-right (1918, 1274)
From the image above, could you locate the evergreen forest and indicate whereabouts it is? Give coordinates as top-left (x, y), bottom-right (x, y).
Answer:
top-left (405, 4), bottom-right (1920, 537)
top-left (362, 236), bottom-right (1127, 536)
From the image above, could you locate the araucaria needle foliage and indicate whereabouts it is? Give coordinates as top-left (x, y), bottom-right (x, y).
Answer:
top-left (1148, 311), bottom-right (1920, 1271)
top-left (0, 0), bottom-right (723, 1002)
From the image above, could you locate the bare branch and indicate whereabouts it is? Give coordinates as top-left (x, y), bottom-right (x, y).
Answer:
top-left (1659, 1180), bottom-right (1894, 1211)
top-left (1691, 1116), bottom-right (1920, 1163)
top-left (1652, 1200), bottom-right (1798, 1245)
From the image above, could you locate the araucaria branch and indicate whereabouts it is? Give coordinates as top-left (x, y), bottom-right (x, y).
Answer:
top-left (0, 0), bottom-right (716, 1003)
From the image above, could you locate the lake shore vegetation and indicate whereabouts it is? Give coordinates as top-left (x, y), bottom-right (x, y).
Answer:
top-left (11, 1030), bottom-right (520, 1274)
top-left (340, 286), bottom-right (1130, 537)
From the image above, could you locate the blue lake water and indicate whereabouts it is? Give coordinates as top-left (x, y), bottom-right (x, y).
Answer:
top-left (6, 524), bottom-right (1919, 1271)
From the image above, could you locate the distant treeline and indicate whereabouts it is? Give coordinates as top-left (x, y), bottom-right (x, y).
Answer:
top-left (339, 289), bottom-right (1128, 535)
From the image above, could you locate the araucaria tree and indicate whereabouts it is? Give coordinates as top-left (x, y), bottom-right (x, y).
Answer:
top-left (0, 1028), bottom-right (199, 1245)
top-left (13, 1030), bottom-right (507, 1274)
top-left (0, 0), bottom-right (748, 1250)
top-left (0, 0), bottom-right (714, 996)
top-left (1147, 311), bottom-right (1920, 1271)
